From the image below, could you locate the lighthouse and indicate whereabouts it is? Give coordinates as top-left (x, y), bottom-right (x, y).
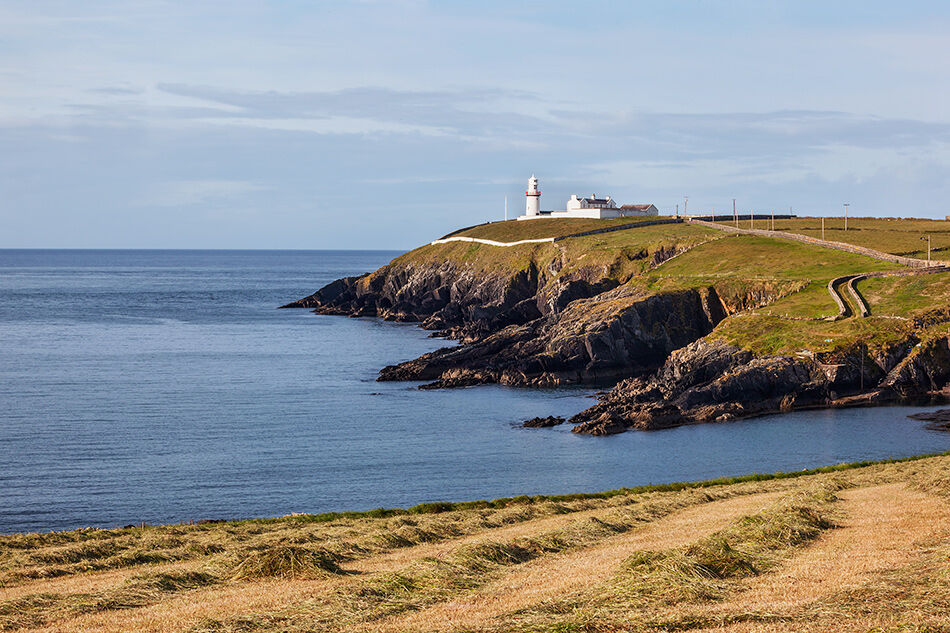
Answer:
top-left (525, 175), bottom-right (540, 217)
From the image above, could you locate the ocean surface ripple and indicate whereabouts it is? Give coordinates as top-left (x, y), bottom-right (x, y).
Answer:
top-left (2, 249), bottom-right (948, 534)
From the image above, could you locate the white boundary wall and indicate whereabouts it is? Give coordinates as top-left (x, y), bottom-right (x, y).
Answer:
top-left (430, 236), bottom-right (555, 247)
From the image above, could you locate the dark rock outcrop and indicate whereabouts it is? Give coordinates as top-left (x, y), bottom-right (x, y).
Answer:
top-left (909, 409), bottom-right (950, 431)
top-left (281, 260), bottom-right (613, 340)
top-left (521, 416), bottom-right (565, 428)
top-left (909, 409), bottom-right (950, 423)
top-left (379, 287), bottom-right (728, 388)
top-left (569, 334), bottom-right (950, 434)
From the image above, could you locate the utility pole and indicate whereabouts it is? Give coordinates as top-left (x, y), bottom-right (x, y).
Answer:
top-left (771, 208), bottom-right (775, 231)
top-left (843, 203), bottom-right (850, 231)
top-left (676, 203), bottom-right (679, 217)
top-left (822, 216), bottom-right (825, 241)
top-left (504, 196), bottom-right (507, 221)
top-left (750, 211), bottom-right (754, 229)
top-left (683, 196), bottom-right (688, 218)
top-left (922, 235), bottom-right (932, 266)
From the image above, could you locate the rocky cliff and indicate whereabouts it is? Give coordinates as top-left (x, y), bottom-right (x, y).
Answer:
top-left (377, 286), bottom-right (727, 388)
top-left (570, 329), bottom-right (950, 435)
top-left (281, 238), bottom-right (700, 340)
top-left (284, 239), bottom-right (950, 434)
top-left (283, 260), bottom-right (594, 341)
top-left (282, 241), bottom-right (786, 389)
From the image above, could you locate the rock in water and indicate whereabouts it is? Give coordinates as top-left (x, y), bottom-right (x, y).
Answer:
top-left (909, 409), bottom-right (950, 431)
top-left (521, 416), bottom-right (565, 428)
top-left (909, 409), bottom-right (950, 422)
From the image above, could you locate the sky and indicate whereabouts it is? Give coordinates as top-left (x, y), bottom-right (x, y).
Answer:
top-left (3, 1), bottom-right (950, 249)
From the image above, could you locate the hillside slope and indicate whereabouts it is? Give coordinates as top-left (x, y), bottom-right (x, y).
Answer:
top-left (285, 219), bottom-right (950, 433)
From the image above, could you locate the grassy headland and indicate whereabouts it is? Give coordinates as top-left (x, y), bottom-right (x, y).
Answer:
top-left (407, 217), bottom-right (950, 358)
top-left (451, 216), bottom-right (665, 241)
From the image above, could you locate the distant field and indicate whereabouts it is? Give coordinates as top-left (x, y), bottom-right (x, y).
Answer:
top-left (452, 216), bottom-right (668, 241)
top-left (770, 216), bottom-right (950, 259)
top-left (450, 216), bottom-right (950, 260)
top-left (712, 268), bottom-right (950, 355)
top-left (655, 235), bottom-right (897, 281)
top-left (3, 455), bottom-right (948, 632)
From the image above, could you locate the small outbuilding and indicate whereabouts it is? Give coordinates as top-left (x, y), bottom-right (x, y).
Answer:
top-left (619, 204), bottom-right (659, 217)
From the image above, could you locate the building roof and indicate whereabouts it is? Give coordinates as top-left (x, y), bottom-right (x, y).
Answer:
top-left (583, 197), bottom-right (610, 204)
top-left (619, 204), bottom-right (656, 211)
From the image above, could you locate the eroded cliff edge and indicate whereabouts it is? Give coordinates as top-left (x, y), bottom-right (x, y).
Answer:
top-left (283, 226), bottom-right (950, 434)
top-left (571, 324), bottom-right (950, 434)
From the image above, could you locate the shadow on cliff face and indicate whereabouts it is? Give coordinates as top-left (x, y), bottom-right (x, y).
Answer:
top-left (279, 239), bottom-right (747, 391)
top-left (280, 253), bottom-right (794, 395)
top-left (376, 286), bottom-right (728, 389)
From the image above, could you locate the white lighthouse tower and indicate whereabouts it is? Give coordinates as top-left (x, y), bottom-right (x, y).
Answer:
top-left (525, 175), bottom-right (541, 217)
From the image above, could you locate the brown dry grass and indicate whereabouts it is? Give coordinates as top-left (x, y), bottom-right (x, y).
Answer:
top-left (770, 216), bottom-right (950, 259)
top-left (374, 491), bottom-right (785, 633)
top-left (3, 455), bottom-right (949, 633)
top-left (678, 482), bottom-right (950, 632)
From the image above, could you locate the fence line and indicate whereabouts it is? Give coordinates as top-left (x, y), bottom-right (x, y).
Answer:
top-left (688, 219), bottom-right (949, 268)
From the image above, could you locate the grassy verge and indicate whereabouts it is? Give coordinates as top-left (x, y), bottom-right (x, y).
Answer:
top-left (454, 217), bottom-right (668, 242)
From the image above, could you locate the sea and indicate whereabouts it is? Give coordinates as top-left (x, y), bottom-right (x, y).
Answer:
top-left (2, 249), bottom-right (949, 534)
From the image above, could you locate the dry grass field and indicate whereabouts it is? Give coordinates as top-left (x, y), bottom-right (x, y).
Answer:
top-left (769, 216), bottom-right (950, 260)
top-left (3, 454), bottom-right (950, 632)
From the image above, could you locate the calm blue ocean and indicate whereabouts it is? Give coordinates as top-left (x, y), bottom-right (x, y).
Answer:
top-left (1, 249), bottom-right (949, 534)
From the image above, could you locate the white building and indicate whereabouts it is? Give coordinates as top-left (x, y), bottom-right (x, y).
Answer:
top-left (567, 194), bottom-right (616, 212)
top-left (524, 174), bottom-right (541, 217)
top-left (518, 176), bottom-right (658, 220)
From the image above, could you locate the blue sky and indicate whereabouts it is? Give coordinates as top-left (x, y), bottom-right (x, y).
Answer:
top-left (3, 1), bottom-right (950, 249)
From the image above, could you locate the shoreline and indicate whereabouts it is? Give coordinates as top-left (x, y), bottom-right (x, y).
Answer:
top-left (8, 450), bottom-right (949, 538)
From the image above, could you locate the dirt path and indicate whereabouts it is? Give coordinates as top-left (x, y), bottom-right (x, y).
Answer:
top-left (368, 491), bottom-right (784, 633)
top-left (691, 483), bottom-right (950, 632)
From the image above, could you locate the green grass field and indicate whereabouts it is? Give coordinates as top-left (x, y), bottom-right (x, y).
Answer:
top-left (391, 221), bottom-right (720, 282)
top-left (391, 218), bottom-right (949, 357)
top-left (860, 273), bottom-right (950, 316)
top-left (452, 216), bottom-right (670, 241)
